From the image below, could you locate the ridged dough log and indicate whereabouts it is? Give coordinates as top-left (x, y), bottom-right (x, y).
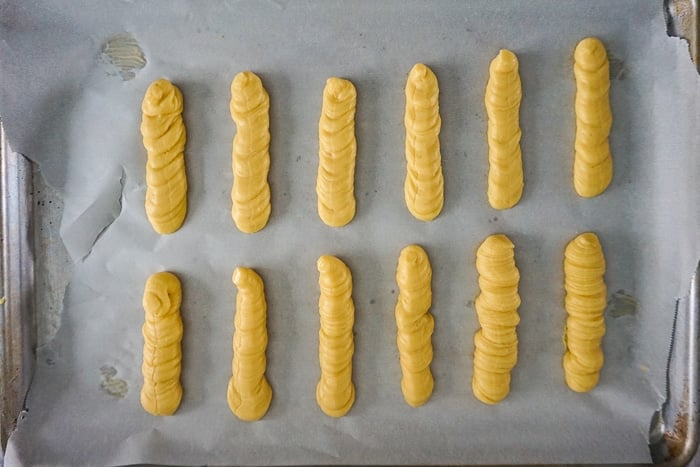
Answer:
top-left (472, 234), bottom-right (521, 405)
top-left (317, 77), bottom-right (357, 227)
top-left (141, 272), bottom-right (183, 416)
top-left (573, 37), bottom-right (613, 198)
top-left (230, 71), bottom-right (272, 233)
top-left (485, 49), bottom-right (523, 210)
top-left (404, 63), bottom-right (444, 221)
top-left (141, 79), bottom-right (188, 234)
top-left (395, 245), bottom-right (435, 407)
top-left (316, 255), bottom-right (355, 417)
top-left (227, 267), bottom-right (273, 421)
top-left (563, 232), bottom-right (607, 392)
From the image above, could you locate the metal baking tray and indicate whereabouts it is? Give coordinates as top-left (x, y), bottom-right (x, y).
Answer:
top-left (1, 0), bottom-right (699, 464)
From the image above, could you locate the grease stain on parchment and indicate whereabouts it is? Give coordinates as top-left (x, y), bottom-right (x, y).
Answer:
top-left (100, 33), bottom-right (146, 80)
top-left (607, 289), bottom-right (638, 318)
top-left (100, 365), bottom-right (128, 399)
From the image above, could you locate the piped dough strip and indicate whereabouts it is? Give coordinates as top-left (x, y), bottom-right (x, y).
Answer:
top-left (227, 267), bottom-right (272, 421)
top-left (316, 255), bottom-right (356, 417)
top-left (472, 234), bottom-right (521, 405)
top-left (317, 77), bottom-right (357, 227)
top-left (141, 79), bottom-right (188, 234)
top-left (404, 63), bottom-right (444, 221)
top-left (141, 271), bottom-right (183, 416)
top-left (563, 232), bottom-right (607, 392)
top-left (395, 245), bottom-right (435, 407)
top-left (485, 49), bottom-right (523, 210)
top-left (230, 71), bottom-right (272, 233)
top-left (573, 37), bottom-right (613, 198)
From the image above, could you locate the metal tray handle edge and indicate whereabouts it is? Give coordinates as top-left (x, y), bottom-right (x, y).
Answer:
top-left (664, 0), bottom-right (700, 74)
top-left (0, 119), bottom-right (35, 452)
top-left (662, 264), bottom-right (700, 466)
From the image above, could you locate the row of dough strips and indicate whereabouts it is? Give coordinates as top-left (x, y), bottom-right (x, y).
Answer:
top-left (139, 37), bottom-right (613, 235)
top-left (140, 231), bottom-right (606, 419)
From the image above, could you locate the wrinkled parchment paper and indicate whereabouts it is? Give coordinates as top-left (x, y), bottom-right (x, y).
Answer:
top-left (1, 0), bottom-right (699, 464)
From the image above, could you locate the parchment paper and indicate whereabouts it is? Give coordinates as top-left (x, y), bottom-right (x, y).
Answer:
top-left (1, 1), bottom-right (699, 464)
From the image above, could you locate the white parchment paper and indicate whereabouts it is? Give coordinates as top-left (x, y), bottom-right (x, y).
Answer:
top-left (1, 1), bottom-right (699, 464)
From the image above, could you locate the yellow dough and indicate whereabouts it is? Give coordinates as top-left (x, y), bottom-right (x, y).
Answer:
top-left (563, 232), bottom-right (607, 392)
top-left (395, 245), bottom-right (435, 407)
top-left (485, 49), bottom-right (523, 210)
top-left (141, 272), bottom-right (183, 416)
top-left (472, 234), bottom-right (521, 405)
top-left (230, 71), bottom-right (271, 233)
top-left (316, 255), bottom-right (355, 417)
top-left (317, 77), bottom-right (357, 227)
top-left (227, 267), bottom-right (272, 421)
top-left (141, 79), bottom-right (188, 234)
top-left (404, 63), bottom-right (444, 221)
top-left (573, 37), bottom-right (613, 198)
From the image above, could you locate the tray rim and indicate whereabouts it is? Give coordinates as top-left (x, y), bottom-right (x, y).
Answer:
top-left (1, 0), bottom-right (699, 463)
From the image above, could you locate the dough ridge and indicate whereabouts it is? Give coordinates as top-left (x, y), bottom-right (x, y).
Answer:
top-left (395, 245), bottom-right (435, 407)
top-left (141, 79), bottom-right (188, 234)
top-left (404, 64), bottom-right (444, 221)
top-left (485, 49), bottom-right (523, 209)
top-left (472, 234), bottom-right (520, 405)
top-left (563, 232), bottom-right (607, 392)
top-left (573, 37), bottom-right (613, 198)
top-left (317, 77), bottom-right (357, 227)
top-left (230, 71), bottom-right (272, 233)
top-left (227, 267), bottom-right (273, 421)
top-left (316, 255), bottom-right (356, 417)
top-left (141, 271), bottom-right (183, 416)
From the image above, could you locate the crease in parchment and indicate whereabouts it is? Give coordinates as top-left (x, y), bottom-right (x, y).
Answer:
top-left (59, 167), bottom-right (125, 262)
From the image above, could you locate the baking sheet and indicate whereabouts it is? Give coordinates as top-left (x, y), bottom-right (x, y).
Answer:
top-left (1, 0), bottom-right (700, 464)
